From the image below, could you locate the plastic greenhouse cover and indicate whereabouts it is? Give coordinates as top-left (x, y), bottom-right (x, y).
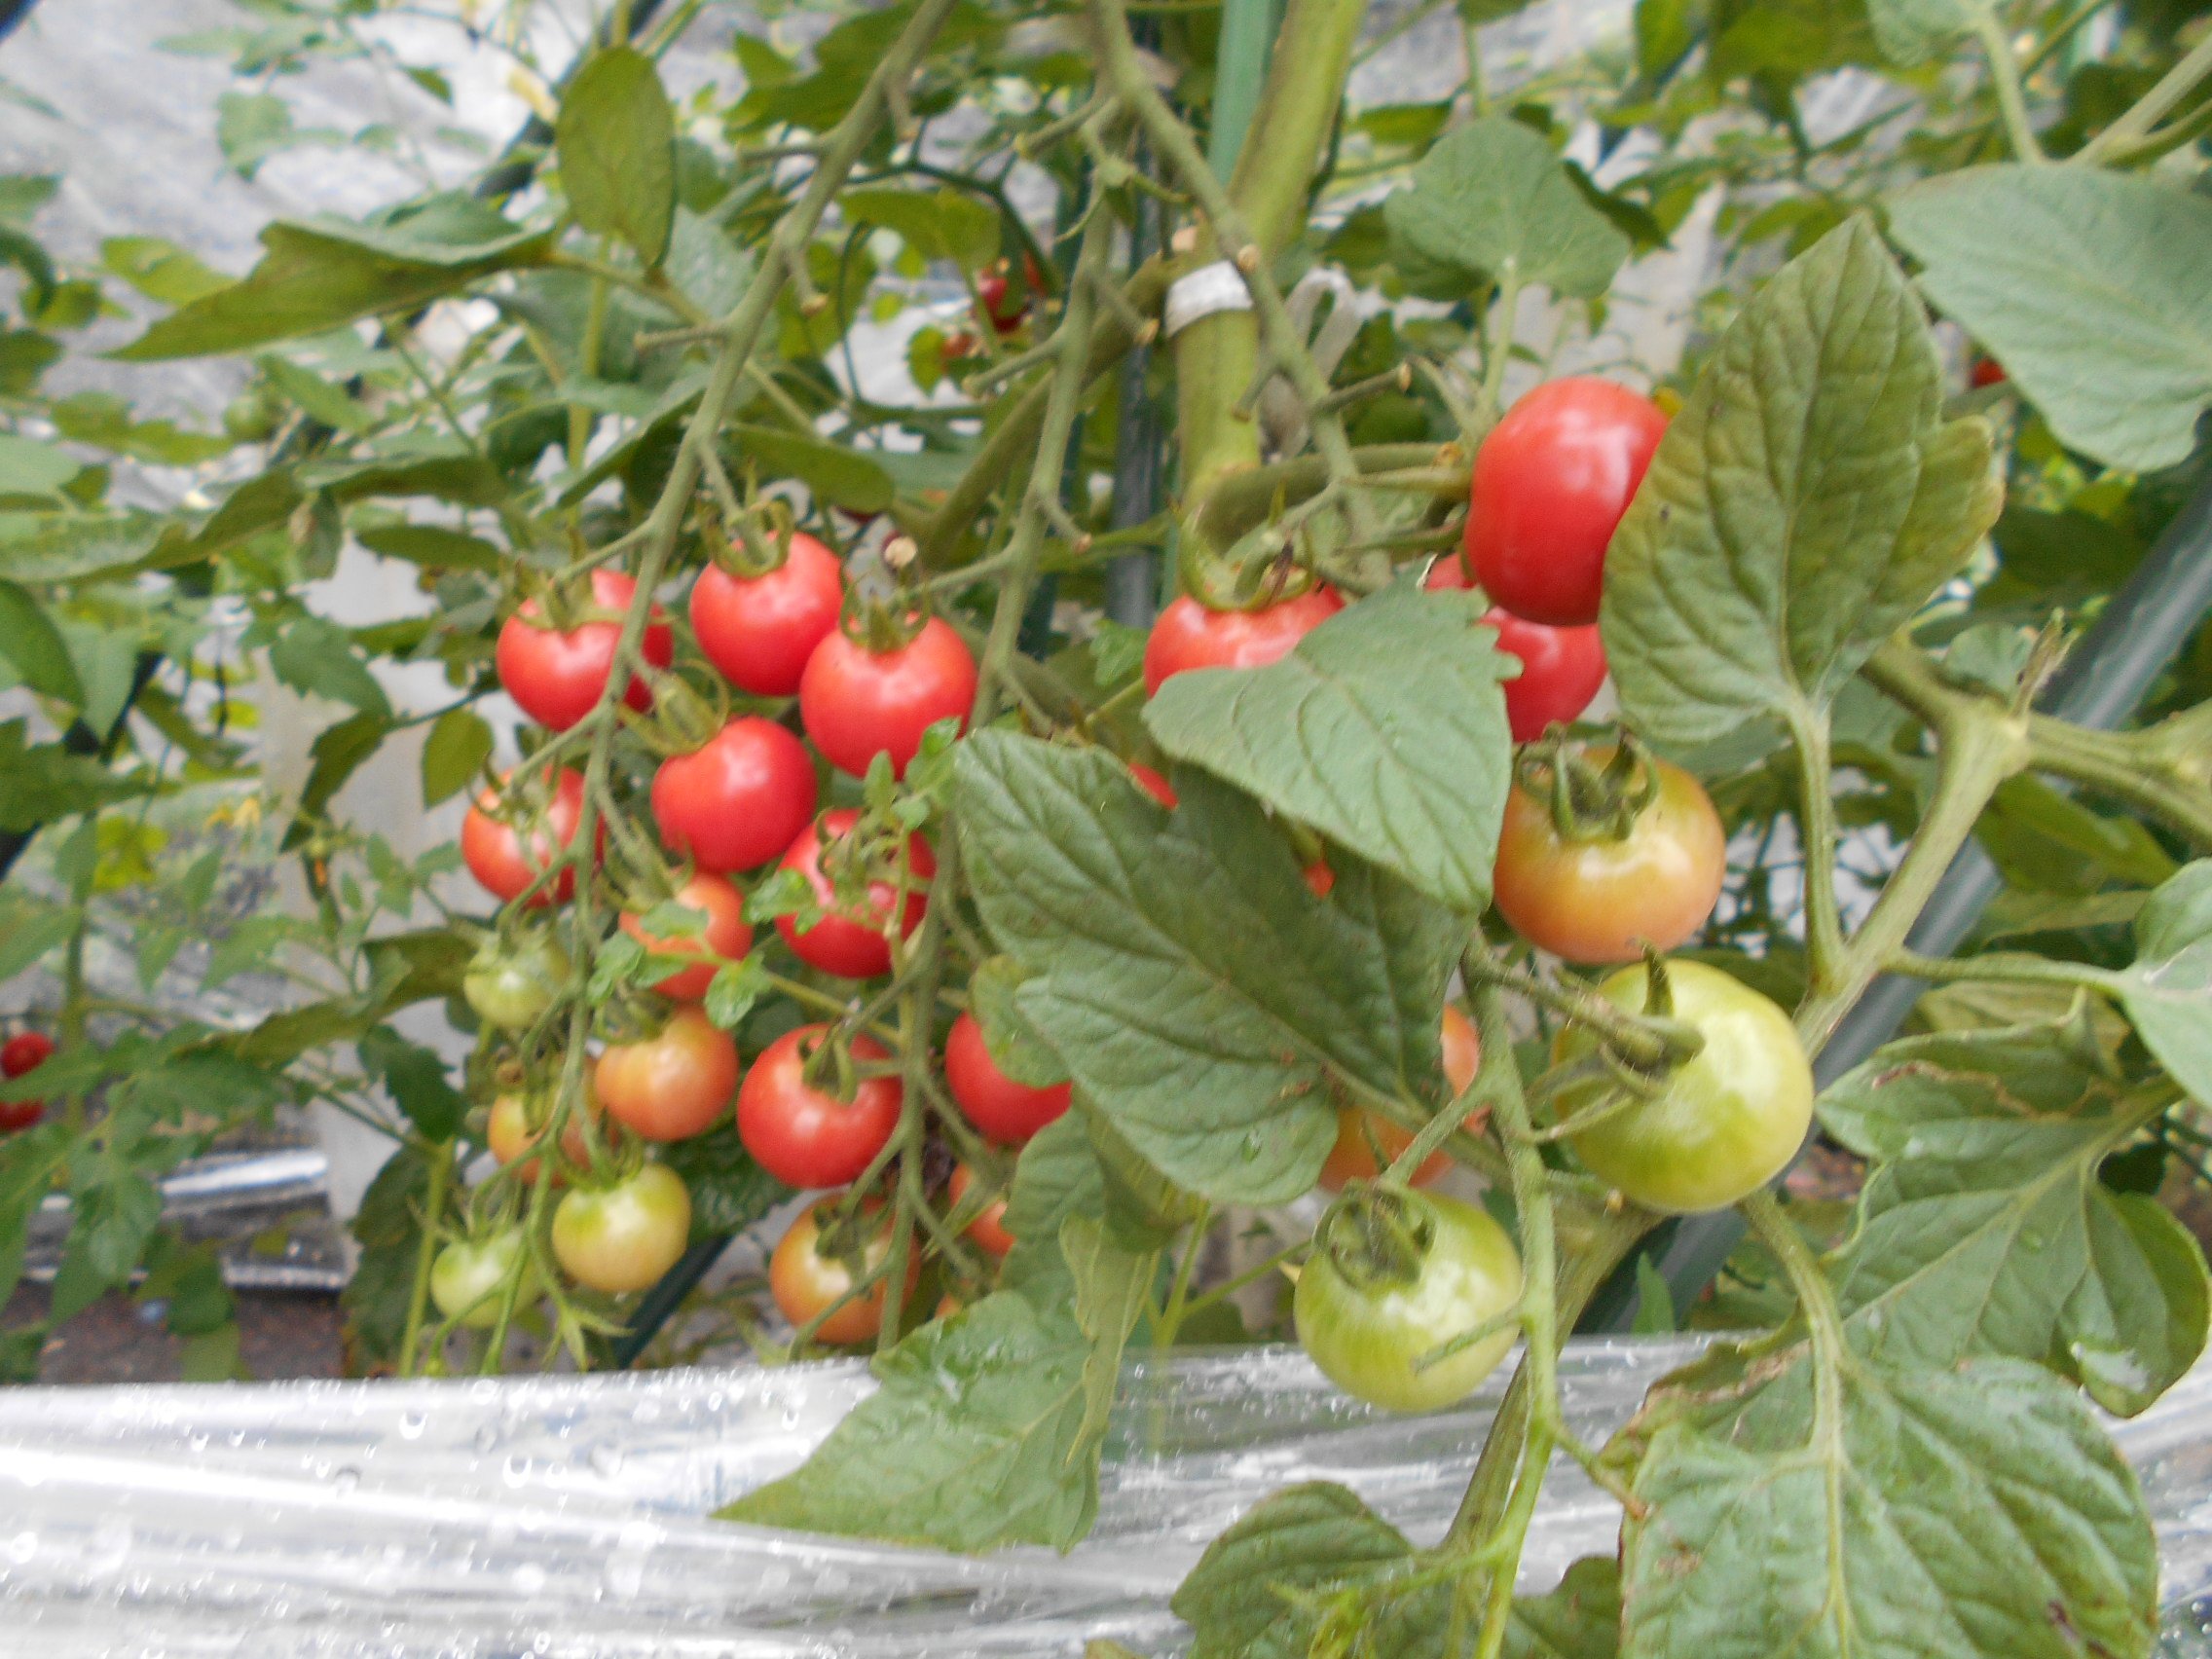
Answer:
top-left (1, 1334), bottom-right (2210, 1656)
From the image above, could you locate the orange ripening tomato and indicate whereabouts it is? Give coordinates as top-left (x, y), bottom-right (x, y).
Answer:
top-left (1319, 1006), bottom-right (1481, 1191)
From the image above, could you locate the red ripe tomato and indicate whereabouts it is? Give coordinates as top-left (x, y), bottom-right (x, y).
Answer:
top-left (1466, 378), bottom-right (1668, 626)
top-left (650, 717), bottom-right (818, 874)
top-left (1423, 552), bottom-right (1472, 590)
top-left (619, 874), bottom-right (753, 1001)
top-left (944, 1012), bottom-right (1070, 1144)
top-left (461, 768), bottom-right (598, 906)
top-left (1484, 608), bottom-right (1607, 743)
top-left (977, 257), bottom-right (1040, 336)
top-left (689, 534), bottom-right (845, 698)
top-left (1320, 1007), bottom-right (1481, 1191)
top-left (0, 1031), bottom-right (55, 1132)
top-left (949, 1162), bottom-right (1014, 1258)
top-left (486, 1087), bottom-right (599, 1187)
top-left (799, 617), bottom-right (977, 780)
top-left (495, 570), bottom-right (673, 731)
top-left (737, 1024), bottom-right (903, 1188)
top-left (1970, 355), bottom-right (2008, 389)
top-left (1492, 749), bottom-right (1726, 965)
top-left (1303, 860), bottom-right (1337, 900)
top-left (770, 1198), bottom-right (918, 1346)
top-left (1127, 761), bottom-right (1177, 809)
top-left (775, 810), bottom-right (935, 978)
top-left (1143, 588), bottom-right (1345, 696)
top-left (596, 1007), bottom-right (741, 1143)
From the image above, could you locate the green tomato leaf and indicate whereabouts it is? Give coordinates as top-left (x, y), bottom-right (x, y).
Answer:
top-left (2106, 862), bottom-right (2212, 1111)
top-left (842, 186), bottom-right (1001, 274)
top-left (968, 954), bottom-right (1069, 1089)
top-left (0, 1123), bottom-right (69, 1309)
top-left (955, 732), bottom-right (1459, 1205)
top-left (1382, 116), bottom-right (1630, 298)
top-left (1000, 1110), bottom-right (1109, 1295)
top-left (721, 1289), bottom-right (1104, 1551)
top-left (112, 195), bottom-right (553, 361)
top-left (102, 236), bottom-right (229, 305)
top-left (0, 577), bottom-right (83, 705)
top-left (555, 46), bottom-right (677, 268)
top-left (356, 1025), bottom-right (466, 1141)
top-left (727, 424), bottom-right (895, 515)
top-left (0, 432), bottom-right (80, 498)
top-left (1889, 166), bottom-right (2212, 472)
top-left (356, 523), bottom-right (503, 572)
top-left (1143, 582), bottom-right (1514, 913)
top-left (702, 954), bottom-right (769, 1032)
top-left (1616, 1341), bottom-right (2156, 1659)
top-left (1506, 1557), bottom-right (1622, 1659)
top-left (1061, 1214), bottom-right (1156, 1445)
top-left (1862, 0), bottom-right (1968, 64)
top-left (657, 1124), bottom-right (787, 1242)
top-left (0, 719), bottom-right (156, 830)
top-left (1819, 1020), bottom-right (2207, 1416)
top-left (1170, 1482), bottom-right (1451, 1659)
top-left (1602, 217), bottom-right (2001, 748)
top-left (420, 707), bottom-right (493, 808)
top-left (269, 615), bottom-right (391, 718)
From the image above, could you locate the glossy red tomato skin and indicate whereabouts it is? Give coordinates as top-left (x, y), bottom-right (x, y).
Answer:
top-left (944, 1012), bottom-right (1071, 1144)
top-left (1484, 608), bottom-right (1607, 743)
top-left (1127, 762), bottom-right (1177, 809)
top-left (1971, 355), bottom-right (2008, 389)
top-left (596, 1007), bottom-right (741, 1143)
top-left (496, 570), bottom-right (673, 731)
top-left (770, 1198), bottom-right (917, 1346)
top-left (775, 810), bottom-right (935, 978)
top-left (551, 1164), bottom-right (691, 1294)
top-left (977, 270), bottom-right (1027, 336)
top-left (949, 1162), bottom-right (1014, 1257)
top-left (1142, 588), bottom-right (1346, 696)
top-left (1320, 1007), bottom-right (1480, 1191)
top-left (689, 534), bottom-right (845, 698)
top-left (800, 618), bottom-right (977, 780)
top-left (737, 1025), bottom-right (903, 1189)
top-left (461, 768), bottom-right (598, 906)
top-left (1492, 752), bottom-right (1727, 965)
top-left (650, 718), bottom-right (818, 875)
top-left (1466, 378), bottom-right (1668, 626)
top-left (620, 873), bottom-right (753, 1001)
top-left (0, 1031), bottom-right (54, 1132)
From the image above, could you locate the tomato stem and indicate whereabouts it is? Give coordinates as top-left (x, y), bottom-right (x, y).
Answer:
top-left (395, 1139), bottom-right (454, 1381)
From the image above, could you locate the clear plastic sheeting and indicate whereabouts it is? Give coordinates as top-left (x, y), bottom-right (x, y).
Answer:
top-left (3, 1337), bottom-right (2212, 1656)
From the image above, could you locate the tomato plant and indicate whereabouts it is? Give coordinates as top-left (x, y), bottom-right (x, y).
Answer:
top-left (1295, 1185), bottom-right (1525, 1413)
top-left (775, 809), bottom-right (934, 979)
top-left (430, 1230), bottom-right (539, 1331)
top-left (689, 533), bottom-right (846, 698)
top-left (649, 717), bottom-right (819, 875)
top-left (4, 0), bottom-right (2210, 1649)
top-left (737, 1025), bottom-right (901, 1189)
top-left (596, 1007), bottom-right (740, 1143)
top-left (551, 1164), bottom-right (692, 1295)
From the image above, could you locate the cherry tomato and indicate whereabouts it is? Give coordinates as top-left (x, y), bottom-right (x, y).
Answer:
top-left (737, 1024), bottom-right (902, 1188)
top-left (775, 809), bottom-right (934, 979)
top-left (650, 717), bottom-right (818, 874)
top-left (1492, 749), bottom-right (1724, 965)
top-left (976, 254), bottom-right (1043, 335)
top-left (1320, 1007), bottom-right (1481, 1191)
top-left (462, 933), bottom-right (571, 1030)
top-left (430, 1229), bottom-right (539, 1330)
top-left (0, 1031), bottom-right (54, 1132)
top-left (461, 768), bottom-right (598, 906)
top-left (770, 1198), bottom-right (919, 1346)
top-left (486, 1087), bottom-right (599, 1187)
top-left (619, 873), bottom-right (752, 1001)
top-left (949, 1162), bottom-right (1014, 1257)
top-left (1303, 860), bottom-right (1337, 899)
top-left (1970, 355), bottom-right (2008, 389)
top-left (689, 534), bottom-right (845, 698)
top-left (1466, 378), bottom-right (1668, 626)
top-left (1423, 551), bottom-right (1473, 590)
top-left (1484, 608), bottom-right (1606, 743)
top-left (1551, 960), bottom-right (1812, 1213)
top-left (596, 1007), bottom-right (740, 1143)
top-left (1294, 1185), bottom-right (1524, 1413)
top-left (552, 1163), bottom-right (691, 1294)
top-left (1142, 588), bottom-right (1346, 696)
top-left (1127, 761), bottom-right (1177, 809)
top-left (495, 569), bottom-right (673, 731)
top-left (799, 617), bottom-right (977, 780)
top-left (944, 1011), bottom-right (1070, 1144)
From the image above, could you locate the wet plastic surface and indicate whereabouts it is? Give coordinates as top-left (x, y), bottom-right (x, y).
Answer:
top-left (4, 1336), bottom-right (2211, 1656)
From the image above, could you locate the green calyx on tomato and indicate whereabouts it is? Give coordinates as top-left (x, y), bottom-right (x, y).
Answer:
top-left (430, 1228), bottom-right (540, 1330)
top-left (1294, 1183), bottom-right (1524, 1414)
top-left (1550, 958), bottom-right (1813, 1214)
top-left (462, 932), bottom-right (572, 1031)
top-left (1492, 735), bottom-right (1726, 967)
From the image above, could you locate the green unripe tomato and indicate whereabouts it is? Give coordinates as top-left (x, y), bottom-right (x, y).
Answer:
top-left (463, 933), bottom-right (571, 1031)
top-left (1294, 1185), bottom-right (1524, 1414)
top-left (1553, 959), bottom-right (1813, 1213)
top-left (429, 1229), bottom-right (539, 1330)
top-left (551, 1163), bottom-right (691, 1294)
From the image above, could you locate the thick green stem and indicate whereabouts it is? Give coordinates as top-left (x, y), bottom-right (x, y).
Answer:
top-left (2078, 25), bottom-right (2212, 165)
top-left (396, 1141), bottom-right (453, 1380)
top-left (1970, 1), bottom-right (2046, 164)
top-left (1786, 700), bottom-right (1846, 995)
